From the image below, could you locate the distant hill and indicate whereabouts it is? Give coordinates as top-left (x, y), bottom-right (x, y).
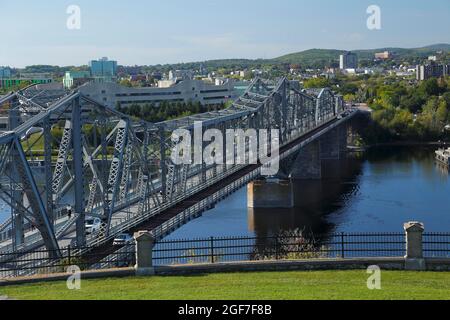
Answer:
top-left (188, 44), bottom-right (450, 70)
top-left (111, 44), bottom-right (450, 71)
top-left (274, 49), bottom-right (346, 66)
top-left (273, 44), bottom-right (450, 66)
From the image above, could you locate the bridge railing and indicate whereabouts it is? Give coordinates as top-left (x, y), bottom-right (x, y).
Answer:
top-left (152, 233), bottom-right (408, 266)
top-left (0, 243), bottom-right (135, 279)
top-left (423, 233), bottom-right (450, 257)
top-left (2, 232), bottom-right (449, 279)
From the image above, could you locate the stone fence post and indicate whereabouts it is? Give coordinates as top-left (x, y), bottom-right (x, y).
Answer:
top-left (404, 222), bottom-right (426, 271)
top-left (134, 231), bottom-right (155, 276)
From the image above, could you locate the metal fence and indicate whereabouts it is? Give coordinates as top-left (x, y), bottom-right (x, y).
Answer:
top-left (423, 233), bottom-right (450, 258)
top-left (1, 232), bottom-right (450, 279)
top-left (0, 244), bottom-right (135, 279)
top-left (152, 233), bottom-right (407, 266)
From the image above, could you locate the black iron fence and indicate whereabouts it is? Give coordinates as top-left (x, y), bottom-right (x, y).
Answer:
top-left (423, 233), bottom-right (450, 257)
top-left (1, 232), bottom-right (450, 279)
top-left (0, 244), bottom-right (135, 279)
top-left (152, 233), bottom-right (407, 266)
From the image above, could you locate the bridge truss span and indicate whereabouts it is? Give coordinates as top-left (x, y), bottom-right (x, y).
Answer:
top-left (0, 77), bottom-right (349, 256)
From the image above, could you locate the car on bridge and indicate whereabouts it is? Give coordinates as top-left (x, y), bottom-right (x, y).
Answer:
top-left (113, 233), bottom-right (134, 246)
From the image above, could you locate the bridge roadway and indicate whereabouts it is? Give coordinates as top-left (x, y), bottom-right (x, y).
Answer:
top-left (78, 109), bottom-right (360, 265)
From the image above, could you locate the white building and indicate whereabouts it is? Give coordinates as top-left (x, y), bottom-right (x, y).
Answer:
top-left (79, 78), bottom-right (236, 108)
top-left (169, 70), bottom-right (194, 81)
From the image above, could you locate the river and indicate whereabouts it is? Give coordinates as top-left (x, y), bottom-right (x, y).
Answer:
top-left (1, 146), bottom-right (449, 237)
top-left (165, 146), bottom-right (450, 239)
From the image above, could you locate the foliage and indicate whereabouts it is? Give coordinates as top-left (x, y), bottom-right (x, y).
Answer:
top-left (303, 77), bottom-right (331, 89)
top-left (117, 101), bottom-right (226, 123)
top-left (341, 75), bottom-right (450, 143)
top-left (274, 44), bottom-right (450, 68)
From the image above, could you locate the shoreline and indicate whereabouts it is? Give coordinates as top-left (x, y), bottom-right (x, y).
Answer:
top-left (366, 141), bottom-right (450, 148)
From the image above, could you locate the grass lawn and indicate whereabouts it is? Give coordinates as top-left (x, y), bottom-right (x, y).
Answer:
top-left (1, 270), bottom-right (450, 300)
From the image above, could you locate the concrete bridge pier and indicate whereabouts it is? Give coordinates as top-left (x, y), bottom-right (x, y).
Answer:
top-left (321, 125), bottom-right (349, 159)
top-left (320, 126), bottom-right (349, 179)
top-left (247, 178), bottom-right (294, 208)
top-left (290, 140), bottom-right (322, 180)
top-left (248, 124), bottom-right (351, 209)
top-left (289, 126), bottom-right (349, 180)
top-left (339, 124), bottom-right (349, 156)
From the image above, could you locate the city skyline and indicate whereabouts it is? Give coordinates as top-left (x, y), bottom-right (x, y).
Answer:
top-left (0, 0), bottom-right (449, 67)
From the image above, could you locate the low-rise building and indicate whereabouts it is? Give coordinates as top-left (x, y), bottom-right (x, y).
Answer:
top-left (0, 74), bottom-right (52, 89)
top-left (79, 78), bottom-right (236, 108)
top-left (169, 70), bottom-right (194, 81)
top-left (63, 71), bottom-right (91, 89)
top-left (375, 51), bottom-right (391, 60)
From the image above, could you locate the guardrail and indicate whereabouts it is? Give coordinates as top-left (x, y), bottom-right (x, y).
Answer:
top-left (152, 233), bottom-right (408, 266)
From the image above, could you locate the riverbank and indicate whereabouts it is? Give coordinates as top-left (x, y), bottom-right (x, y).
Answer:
top-left (367, 141), bottom-right (450, 147)
top-left (1, 270), bottom-right (450, 300)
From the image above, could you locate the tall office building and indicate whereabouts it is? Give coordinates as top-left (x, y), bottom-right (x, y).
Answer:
top-left (0, 67), bottom-right (11, 78)
top-left (339, 52), bottom-right (358, 70)
top-left (89, 57), bottom-right (117, 77)
top-left (416, 62), bottom-right (449, 81)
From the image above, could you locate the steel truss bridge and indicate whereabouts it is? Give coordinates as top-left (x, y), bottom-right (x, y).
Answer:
top-left (0, 77), bottom-right (357, 258)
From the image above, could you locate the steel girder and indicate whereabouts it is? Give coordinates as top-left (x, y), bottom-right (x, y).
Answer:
top-left (52, 121), bottom-right (72, 203)
top-left (12, 137), bottom-right (59, 254)
top-left (104, 119), bottom-right (129, 233)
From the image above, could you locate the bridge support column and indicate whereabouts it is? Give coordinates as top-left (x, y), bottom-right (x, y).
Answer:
top-left (320, 128), bottom-right (340, 160)
top-left (319, 126), bottom-right (347, 179)
top-left (134, 231), bottom-right (155, 276)
top-left (320, 125), bottom-right (348, 160)
top-left (248, 178), bottom-right (294, 208)
top-left (339, 124), bottom-right (348, 156)
top-left (291, 140), bottom-right (321, 180)
top-left (404, 222), bottom-right (426, 271)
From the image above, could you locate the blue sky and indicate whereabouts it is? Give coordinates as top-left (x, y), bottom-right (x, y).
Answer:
top-left (0, 0), bottom-right (449, 67)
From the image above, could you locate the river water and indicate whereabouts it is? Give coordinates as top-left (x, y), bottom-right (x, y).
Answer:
top-left (1, 146), bottom-right (450, 237)
top-left (165, 146), bottom-right (450, 239)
